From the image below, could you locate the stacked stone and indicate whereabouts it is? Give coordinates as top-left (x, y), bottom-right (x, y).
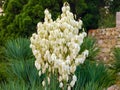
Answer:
top-left (116, 28), bottom-right (120, 48)
top-left (89, 27), bottom-right (120, 62)
top-left (116, 12), bottom-right (120, 27)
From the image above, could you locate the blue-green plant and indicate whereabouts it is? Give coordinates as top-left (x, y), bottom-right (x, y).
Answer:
top-left (7, 59), bottom-right (42, 86)
top-left (113, 47), bottom-right (120, 73)
top-left (83, 81), bottom-right (103, 90)
top-left (0, 81), bottom-right (28, 90)
top-left (5, 59), bottom-right (61, 90)
top-left (74, 61), bottom-right (115, 90)
top-left (80, 36), bottom-right (99, 60)
top-left (3, 37), bottom-right (61, 90)
top-left (0, 62), bottom-right (8, 83)
top-left (1, 37), bottom-right (115, 90)
top-left (5, 38), bottom-right (33, 61)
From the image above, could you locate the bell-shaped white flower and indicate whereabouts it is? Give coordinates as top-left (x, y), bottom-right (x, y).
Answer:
top-left (30, 2), bottom-right (89, 89)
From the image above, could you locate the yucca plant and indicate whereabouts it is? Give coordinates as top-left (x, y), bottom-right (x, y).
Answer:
top-left (80, 36), bottom-right (99, 60)
top-left (4, 38), bottom-right (33, 61)
top-left (74, 61), bottom-right (115, 90)
top-left (2, 37), bottom-right (114, 90)
top-left (7, 59), bottom-right (42, 86)
top-left (113, 47), bottom-right (120, 73)
top-left (3, 37), bottom-right (61, 90)
top-left (7, 59), bottom-right (61, 90)
top-left (0, 62), bottom-right (8, 83)
top-left (0, 46), bottom-right (6, 61)
top-left (0, 47), bottom-right (9, 83)
top-left (0, 79), bottom-right (60, 90)
top-left (2, 61), bottom-right (115, 90)
top-left (0, 81), bottom-right (28, 90)
top-left (83, 81), bottom-right (103, 90)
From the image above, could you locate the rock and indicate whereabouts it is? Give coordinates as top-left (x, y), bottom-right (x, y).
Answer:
top-left (115, 45), bottom-right (120, 48)
top-left (98, 40), bottom-right (103, 44)
top-left (88, 27), bottom-right (120, 61)
top-left (107, 85), bottom-right (120, 90)
top-left (101, 48), bottom-right (110, 53)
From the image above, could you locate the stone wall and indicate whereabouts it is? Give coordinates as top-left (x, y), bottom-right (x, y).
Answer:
top-left (88, 27), bottom-right (120, 62)
top-left (116, 12), bottom-right (120, 27)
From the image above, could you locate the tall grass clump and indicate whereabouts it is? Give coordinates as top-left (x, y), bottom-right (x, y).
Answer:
top-left (0, 46), bottom-right (9, 83)
top-left (7, 59), bottom-right (42, 85)
top-left (74, 61), bottom-right (115, 90)
top-left (113, 47), bottom-right (120, 73)
top-left (5, 37), bottom-right (33, 61)
top-left (80, 36), bottom-right (99, 60)
top-left (0, 81), bottom-right (28, 90)
top-left (2, 37), bottom-right (61, 90)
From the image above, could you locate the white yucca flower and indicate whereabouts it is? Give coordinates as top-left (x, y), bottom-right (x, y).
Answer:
top-left (30, 2), bottom-right (89, 89)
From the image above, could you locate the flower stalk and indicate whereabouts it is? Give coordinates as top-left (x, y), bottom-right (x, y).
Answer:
top-left (30, 2), bottom-right (89, 89)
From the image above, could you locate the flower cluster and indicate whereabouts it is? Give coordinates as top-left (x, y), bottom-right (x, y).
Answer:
top-left (30, 2), bottom-right (89, 90)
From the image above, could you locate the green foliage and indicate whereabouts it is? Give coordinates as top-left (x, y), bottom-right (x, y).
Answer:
top-left (0, 81), bottom-right (28, 90)
top-left (0, 62), bottom-right (8, 83)
top-left (80, 36), bottom-right (99, 60)
top-left (0, 37), bottom-right (115, 90)
top-left (4, 38), bottom-right (33, 61)
top-left (0, 38), bottom-right (33, 83)
top-left (98, 12), bottom-right (116, 28)
top-left (1, 60), bottom-right (115, 90)
top-left (75, 61), bottom-right (115, 90)
top-left (1, 0), bottom-right (61, 38)
top-left (3, 59), bottom-right (60, 90)
top-left (83, 82), bottom-right (103, 90)
top-left (0, 46), bottom-right (8, 83)
top-left (82, 0), bottom-right (100, 30)
top-left (0, 37), bottom-right (61, 90)
top-left (109, 0), bottom-right (120, 14)
top-left (0, 46), bottom-right (5, 61)
top-left (8, 59), bottom-right (42, 86)
top-left (0, 0), bottom-right (104, 46)
top-left (113, 48), bottom-right (120, 73)
top-left (0, 0), bottom-right (118, 47)
top-left (83, 14), bottom-right (98, 30)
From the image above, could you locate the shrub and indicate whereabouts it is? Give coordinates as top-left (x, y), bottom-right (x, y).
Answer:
top-left (0, 46), bottom-right (8, 83)
top-left (3, 37), bottom-right (61, 89)
top-left (113, 47), bottom-right (120, 73)
top-left (80, 36), bottom-right (99, 60)
top-left (109, 0), bottom-right (120, 14)
top-left (74, 61), bottom-right (115, 90)
top-left (0, 36), bottom-right (115, 89)
top-left (98, 13), bottom-right (115, 28)
top-left (0, 62), bottom-right (8, 83)
top-left (0, 0), bottom-right (101, 45)
top-left (0, 37), bottom-right (34, 83)
top-left (7, 59), bottom-right (42, 86)
top-left (4, 37), bottom-right (33, 61)
top-left (83, 81), bottom-right (103, 90)
top-left (3, 58), bottom-right (61, 90)
top-left (0, 81), bottom-right (28, 90)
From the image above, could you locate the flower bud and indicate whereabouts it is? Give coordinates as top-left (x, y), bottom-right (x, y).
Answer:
top-left (59, 82), bottom-right (63, 88)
